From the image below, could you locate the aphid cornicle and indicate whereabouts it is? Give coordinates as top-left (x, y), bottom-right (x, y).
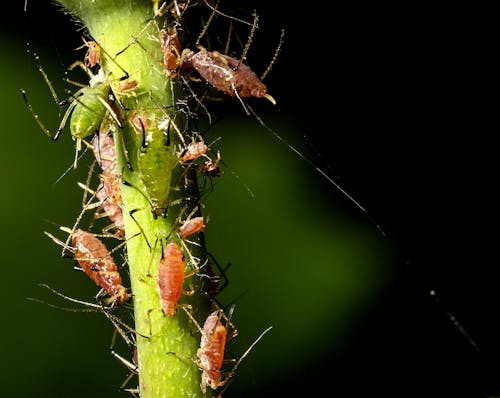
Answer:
top-left (157, 242), bottom-right (186, 316)
top-left (70, 229), bottom-right (130, 305)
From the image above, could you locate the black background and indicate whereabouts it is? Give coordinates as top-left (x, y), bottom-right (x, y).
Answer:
top-left (2, 1), bottom-right (498, 397)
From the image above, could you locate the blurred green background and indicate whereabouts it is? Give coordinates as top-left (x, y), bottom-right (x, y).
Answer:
top-left (1, 1), bottom-right (498, 397)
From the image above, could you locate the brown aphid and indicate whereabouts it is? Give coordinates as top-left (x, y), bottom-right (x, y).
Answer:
top-left (181, 48), bottom-right (276, 104)
top-left (157, 242), bottom-right (186, 316)
top-left (71, 229), bottom-right (129, 305)
top-left (178, 216), bottom-right (205, 239)
top-left (197, 311), bottom-right (227, 392)
top-left (159, 26), bottom-right (182, 76)
top-left (195, 310), bottom-right (273, 395)
top-left (200, 151), bottom-right (222, 178)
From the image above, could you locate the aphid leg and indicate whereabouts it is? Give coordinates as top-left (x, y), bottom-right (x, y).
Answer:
top-left (36, 283), bottom-right (115, 310)
top-left (203, 252), bottom-right (231, 299)
top-left (260, 28), bottom-right (285, 82)
top-left (201, 0), bottom-right (254, 28)
top-left (21, 53), bottom-right (70, 140)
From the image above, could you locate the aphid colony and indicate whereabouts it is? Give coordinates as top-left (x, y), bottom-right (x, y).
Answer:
top-left (32, 1), bottom-right (275, 395)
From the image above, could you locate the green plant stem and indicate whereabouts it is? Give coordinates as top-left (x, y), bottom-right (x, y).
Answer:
top-left (55, 1), bottom-right (212, 396)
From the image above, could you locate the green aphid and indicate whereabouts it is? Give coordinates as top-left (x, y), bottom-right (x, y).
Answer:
top-left (69, 68), bottom-right (113, 151)
top-left (137, 122), bottom-right (179, 218)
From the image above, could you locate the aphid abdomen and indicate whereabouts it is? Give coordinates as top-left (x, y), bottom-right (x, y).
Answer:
top-left (157, 242), bottom-right (185, 316)
top-left (70, 84), bottom-right (110, 143)
top-left (137, 126), bottom-right (177, 218)
top-left (188, 50), bottom-right (268, 99)
top-left (222, 54), bottom-right (268, 99)
top-left (197, 311), bottom-right (227, 391)
top-left (71, 229), bottom-right (128, 304)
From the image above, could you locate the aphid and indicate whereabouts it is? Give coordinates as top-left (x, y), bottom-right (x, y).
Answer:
top-left (91, 130), bottom-right (125, 236)
top-left (197, 310), bottom-right (227, 392)
top-left (157, 242), bottom-right (186, 316)
top-left (21, 59), bottom-right (116, 161)
top-left (68, 63), bottom-right (117, 150)
top-left (178, 216), bottom-right (205, 240)
top-left (134, 116), bottom-right (180, 218)
top-left (52, 228), bottom-right (130, 305)
top-left (75, 39), bottom-right (101, 68)
top-left (159, 26), bottom-right (182, 77)
top-left (195, 310), bottom-right (272, 394)
top-left (181, 48), bottom-right (275, 104)
top-left (137, 127), bottom-right (176, 218)
top-left (179, 138), bottom-right (209, 163)
top-left (199, 150), bottom-right (222, 178)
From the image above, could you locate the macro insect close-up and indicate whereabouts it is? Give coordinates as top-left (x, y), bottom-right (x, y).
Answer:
top-left (0, 1), bottom-right (497, 398)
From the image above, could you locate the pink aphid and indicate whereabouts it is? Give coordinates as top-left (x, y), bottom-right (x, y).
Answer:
top-left (178, 216), bottom-right (205, 239)
top-left (197, 311), bottom-right (227, 392)
top-left (84, 40), bottom-right (101, 68)
top-left (157, 242), bottom-right (185, 316)
top-left (71, 229), bottom-right (129, 305)
top-left (179, 141), bottom-right (209, 163)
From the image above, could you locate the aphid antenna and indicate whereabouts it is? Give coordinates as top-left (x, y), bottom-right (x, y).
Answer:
top-left (246, 104), bottom-right (389, 240)
top-left (44, 230), bottom-right (74, 257)
top-left (195, 0), bottom-right (219, 49)
top-left (235, 10), bottom-right (258, 70)
top-left (429, 289), bottom-right (481, 353)
top-left (36, 283), bottom-right (116, 310)
top-left (26, 296), bottom-right (100, 314)
top-left (260, 28), bottom-right (285, 82)
top-left (214, 325), bottom-right (273, 398)
top-left (53, 146), bottom-right (90, 185)
top-left (201, 0), bottom-right (254, 28)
